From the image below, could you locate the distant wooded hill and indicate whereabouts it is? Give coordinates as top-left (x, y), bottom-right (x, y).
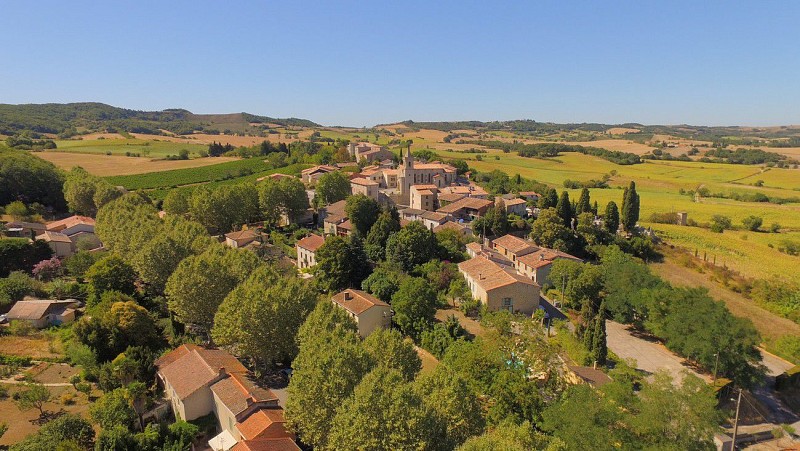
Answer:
top-left (389, 119), bottom-right (800, 143)
top-left (0, 102), bottom-right (319, 137)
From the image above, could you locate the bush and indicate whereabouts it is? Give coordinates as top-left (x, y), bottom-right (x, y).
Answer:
top-left (770, 223), bottom-right (781, 233)
top-left (709, 215), bottom-right (732, 233)
top-left (741, 215), bottom-right (763, 231)
top-left (60, 392), bottom-right (76, 405)
top-left (8, 320), bottom-right (36, 337)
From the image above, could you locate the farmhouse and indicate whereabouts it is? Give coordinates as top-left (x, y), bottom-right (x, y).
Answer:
top-left (46, 215), bottom-right (101, 250)
top-left (225, 229), bottom-right (259, 248)
top-left (331, 289), bottom-right (391, 337)
top-left (36, 230), bottom-right (74, 257)
top-left (6, 299), bottom-right (81, 328)
top-left (501, 197), bottom-right (528, 216)
top-left (4, 221), bottom-right (46, 239)
top-left (155, 344), bottom-right (296, 450)
top-left (296, 233), bottom-right (324, 269)
top-left (491, 234), bottom-right (537, 262)
top-left (322, 200), bottom-right (350, 236)
top-left (458, 255), bottom-right (540, 315)
top-left (420, 211), bottom-right (449, 231)
top-left (433, 220), bottom-right (473, 237)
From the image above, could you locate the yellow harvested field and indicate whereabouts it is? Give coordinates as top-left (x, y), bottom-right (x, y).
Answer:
top-left (35, 151), bottom-right (240, 176)
top-left (606, 127), bottom-right (640, 135)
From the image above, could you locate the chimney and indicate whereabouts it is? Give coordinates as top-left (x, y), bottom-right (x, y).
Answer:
top-left (344, 291), bottom-right (353, 301)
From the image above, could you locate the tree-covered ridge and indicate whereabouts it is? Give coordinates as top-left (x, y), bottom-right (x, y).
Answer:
top-left (0, 102), bottom-right (319, 136)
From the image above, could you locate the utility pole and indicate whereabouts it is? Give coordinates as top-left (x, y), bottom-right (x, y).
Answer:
top-left (731, 388), bottom-right (742, 450)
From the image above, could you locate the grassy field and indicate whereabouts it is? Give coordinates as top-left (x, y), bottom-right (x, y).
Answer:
top-left (34, 151), bottom-right (240, 176)
top-left (54, 137), bottom-right (207, 158)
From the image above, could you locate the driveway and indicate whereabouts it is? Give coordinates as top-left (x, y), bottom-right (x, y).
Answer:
top-left (605, 320), bottom-right (710, 384)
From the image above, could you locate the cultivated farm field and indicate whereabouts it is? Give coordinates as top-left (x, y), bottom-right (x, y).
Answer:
top-left (34, 151), bottom-right (240, 176)
top-left (53, 137), bottom-right (207, 158)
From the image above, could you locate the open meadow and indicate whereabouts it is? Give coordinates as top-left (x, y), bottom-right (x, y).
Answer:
top-left (53, 137), bottom-right (207, 158)
top-left (34, 151), bottom-right (240, 176)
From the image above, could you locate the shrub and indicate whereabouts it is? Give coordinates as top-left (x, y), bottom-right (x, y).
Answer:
top-left (8, 320), bottom-right (36, 336)
top-left (710, 215), bottom-right (732, 233)
top-left (770, 223), bottom-right (781, 233)
top-left (75, 382), bottom-right (91, 395)
top-left (60, 392), bottom-right (76, 405)
top-left (741, 215), bottom-right (763, 232)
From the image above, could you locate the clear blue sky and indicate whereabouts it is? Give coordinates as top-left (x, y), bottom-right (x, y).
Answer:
top-left (2, 1), bottom-right (799, 127)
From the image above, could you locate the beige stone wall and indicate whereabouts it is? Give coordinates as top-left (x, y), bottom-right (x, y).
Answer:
top-left (296, 246), bottom-right (317, 269)
top-left (355, 305), bottom-right (391, 337)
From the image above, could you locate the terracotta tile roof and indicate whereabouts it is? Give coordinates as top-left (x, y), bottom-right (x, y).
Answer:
top-left (339, 219), bottom-right (353, 231)
top-left (46, 215), bottom-right (95, 232)
top-left (434, 221), bottom-right (468, 233)
top-left (257, 173), bottom-right (293, 182)
top-left (210, 372), bottom-right (278, 417)
top-left (458, 255), bottom-right (536, 291)
top-left (331, 289), bottom-right (388, 316)
top-left (492, 235), bottom-right (538, 256)
top-left (301, 165), bottom-right (337, 175)
top-left (225, 230), bottom-right (258, 241)
top-left (6, 221), bottom-right (46, 231)
top-left (400, 208), bottom-right (425, 217)
top-left (438, 193), bottom-right (466, 203)
top-left (411, 184), bottom-right (439, 191)
top-left (413, 163), bottom-right (456, 172)
top-left (236, 409), bottom-right (292, 440)
top-left (325, 200), bottom-right (347, 218)
top-left (350, 177), bottom-right (378, 187)
top-left (6, 299), bottom-right (79, 321)
top-left (440, 185), bottom-right (488, 196)
top-left (421, 211), bottom-right (448, 222)
top-left (36, 231), bottom-right (72, 243)
top-left (437, 197), bottom-right (492, 214)
top-left (504, 198), bottom-right (527, 207)
top-left (517, 248), bottom-right (581, 268)
top-left (519, 191), bottom-right (540, 198)
top-left (232, 438), bottom-right (300, 451)
top-left (296, 234), bottom-right (324, 252)
top-left (465, 242), bottom-right (483, 253)
top-left (156, 345), bottom-right (247, 401)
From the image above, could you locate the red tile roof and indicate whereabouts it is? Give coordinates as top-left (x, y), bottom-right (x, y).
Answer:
top-left (437, 197), bottom-right (493, 214)
top-left (46, 215), bottom-right (95, 232)
top-left (492, 234), bottom-right (538, 256)
top-left (296, 234), bottom-right (324, 252)
top-left (458, 255), bottom-right (536, 291)
top-left (351, 177), bottom-right (378, 187)
top-left (331, 289), bottom-right (388, 316)
top-left (232, 438), bottom-right (300, 451)
top-left (210, 372), bottom-right (278, 416)
top-left (236, 409), bottom-right (292, 440)
top-left (155, 345), bottom-right (247, 401)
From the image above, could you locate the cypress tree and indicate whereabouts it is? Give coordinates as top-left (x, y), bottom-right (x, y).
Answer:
top-left (538, 188), bottom-right (558, 209)
top-left (591, 302), bottom-right (608, 365)
top-left (576, 188), bottom-right (591, 215)
top-left (604, 201), bottom-right (620, 234)
top-left (592, 200), bottom-right (599, 216)
top-left (556, 191), bottom-right (573, 228)
top-left (578, 299), bottom-right (594, 341)
top-left (621, 181), bottom-right (639, 231)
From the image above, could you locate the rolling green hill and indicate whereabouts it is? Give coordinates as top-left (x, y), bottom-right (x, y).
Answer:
top-left (0, 102), bottom-right (319, 137)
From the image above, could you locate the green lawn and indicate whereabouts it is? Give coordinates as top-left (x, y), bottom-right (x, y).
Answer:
top-left (54, 138), bottom-right (207, 158)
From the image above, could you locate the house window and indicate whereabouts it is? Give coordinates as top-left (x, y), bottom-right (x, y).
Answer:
top-left (502, 297), bottom-right (513, 312)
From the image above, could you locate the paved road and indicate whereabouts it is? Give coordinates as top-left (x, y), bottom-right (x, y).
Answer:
top-left (605, 320), bottom-right (710, 383)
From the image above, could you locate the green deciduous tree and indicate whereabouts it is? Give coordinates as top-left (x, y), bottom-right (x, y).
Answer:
top-left (345, 194), bottom-right (381, 237)
top-left (327, 366), bottom-right (434, 450)
top-left (14, 383), bottom-right (50, 417)
top-left (0, 238), bottom-right (52, 278)
top-left (391, 277), bottom-right (438, 339)
top-left (362, 328), bottom-right (422, 381)
top-left (315, 171), bottom-right (351, 206)
top-left (213, 269), bottom-right (318, 369)
top-left (258, 177), bottom-right (309, 228)
top-left (285, 316), bottom-right (372, 448)
top-left (386, 221), bottom-right (438, 271)
top-left (364, 210), bottom-right (401, 261)
top-left (537, 188), bottom-right (558, 210)
top-left (162, 189), bottom-right (190, 215)
top-left (416, 365), bottom-right (485, 450)
top-left (529, 208), bottom-right (574, 253)
top-left (313, 235), bottom-right (369, 292)
top-left (9, 414), bottom-right (94, 451)
top-left (89, 388), bottom-right (137, 430)
top-left (85, 254), bottom-right (137, 304)
top-left (741, 215), bottom-right (763, 231)
top-left (165, 245), bottom-right (261, 332)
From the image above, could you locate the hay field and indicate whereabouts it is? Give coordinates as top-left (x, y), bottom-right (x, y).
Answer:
top-left (35, 151), bottom-right (239, 176)
top-left (54, 137), bottom-right (206, 157)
